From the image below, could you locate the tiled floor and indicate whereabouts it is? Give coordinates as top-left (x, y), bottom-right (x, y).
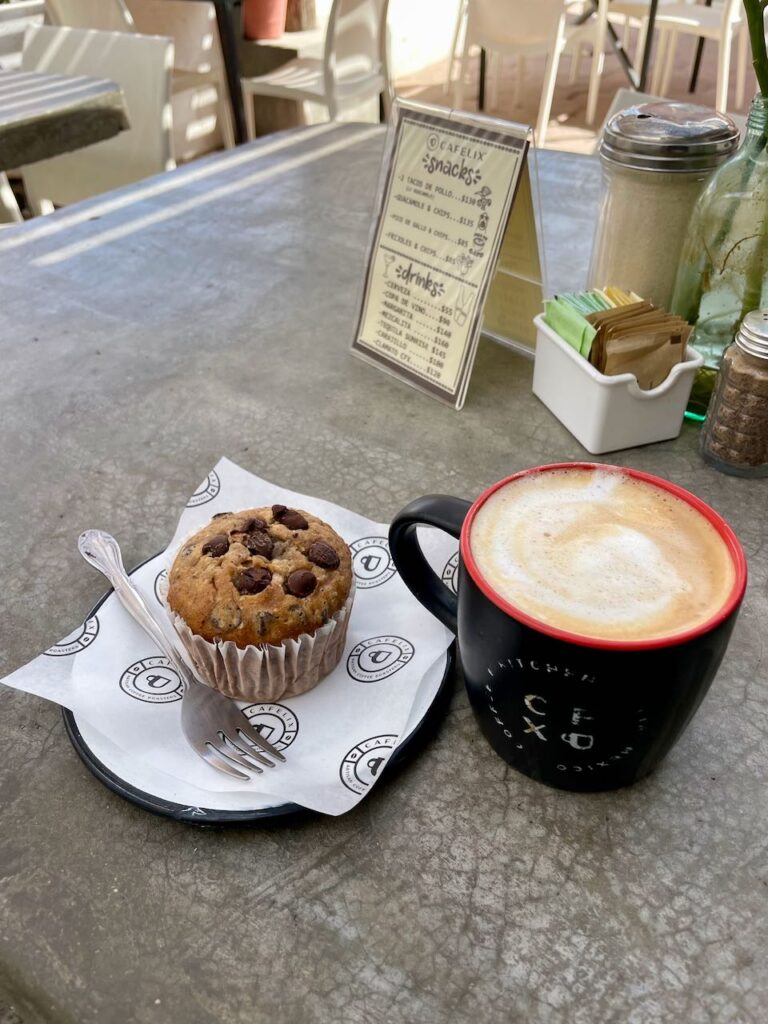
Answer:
top-left (396, 28), bottom-right (756, 154)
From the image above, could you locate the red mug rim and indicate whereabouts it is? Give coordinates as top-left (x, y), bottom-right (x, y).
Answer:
top-left (459, 463), bottom-right (748, 651)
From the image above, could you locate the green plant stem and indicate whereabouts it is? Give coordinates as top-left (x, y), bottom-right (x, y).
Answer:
top-left (741, 2), bottom-right (768, 318)
top-left (744, 0), bottom-right (768, 98)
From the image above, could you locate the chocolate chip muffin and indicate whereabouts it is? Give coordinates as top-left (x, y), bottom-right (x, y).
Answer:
top-left (168, 506), bottom-right (352, 647)
top-left (165, 506), bottom-right (354, 701)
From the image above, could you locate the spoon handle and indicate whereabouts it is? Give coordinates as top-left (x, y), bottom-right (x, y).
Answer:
top-left (78, 529), bottom-right (190, 684)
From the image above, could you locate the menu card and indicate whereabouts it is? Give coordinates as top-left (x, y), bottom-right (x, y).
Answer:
top-left (353, 100), bottom-right (533, 408)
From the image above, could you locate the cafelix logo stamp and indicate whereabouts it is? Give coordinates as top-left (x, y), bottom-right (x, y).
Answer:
top-left (185, 470), bottom-right (221, 508)
top-left (44, 616), bottom-right (100, 657)
top-left (242, 703), bottom-right (299, 751)
top-left (347, 636), bottom-right (415, 682)
top-left (119, 656), bottom-right (183, 703)
top-left (484, 657), bottom-right (648, 775)
top-left (340, 734), bottom-right (398, 794)
top-left (153, 568), bottom-right (168, 605)
top-left (350, 537), bottom-right (396, 588)
top-left (441, 552), bottom-right (460, 594)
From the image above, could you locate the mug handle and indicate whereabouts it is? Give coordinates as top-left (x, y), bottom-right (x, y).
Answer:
top-left (388, 496), bottom-right (472, 635)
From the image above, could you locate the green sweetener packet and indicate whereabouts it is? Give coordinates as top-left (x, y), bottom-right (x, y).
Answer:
top-left (544, 297), bottom-right (596, 356)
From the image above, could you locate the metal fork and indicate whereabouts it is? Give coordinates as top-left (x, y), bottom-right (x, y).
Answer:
top-left (78, 530), bottom-right (286, 782)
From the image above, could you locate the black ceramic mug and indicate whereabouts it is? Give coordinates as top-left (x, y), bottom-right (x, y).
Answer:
top-left (389, 463), bottom-right (747, 791)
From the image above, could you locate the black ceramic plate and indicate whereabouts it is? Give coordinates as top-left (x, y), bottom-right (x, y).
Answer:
top-left (61, 557), bottom-right (456, 826)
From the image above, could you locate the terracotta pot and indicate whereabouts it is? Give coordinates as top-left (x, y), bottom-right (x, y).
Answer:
top-left (243, 0), bottom-right (288, 40)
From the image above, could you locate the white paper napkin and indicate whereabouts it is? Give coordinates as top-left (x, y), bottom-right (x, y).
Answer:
top-left (1, 458), bottom-right (456, 816)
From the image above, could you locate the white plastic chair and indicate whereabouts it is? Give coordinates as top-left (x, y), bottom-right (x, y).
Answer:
top-left (604, 0), bottom-right (683, 70)
top-left (453, 0), bottom-right (610, 147)
top-left (651, 0), bottom-right (749, 112)
top-left (45, 0), bottom-right (234, 147)
top-left (21, 24), bottom-right (174, 212)
top-left (240, 0), bottom-right (391, 136)
top-left (444, 0), bottom-right (469, 95)
top-left (45, 0), bottom-right (130, 31)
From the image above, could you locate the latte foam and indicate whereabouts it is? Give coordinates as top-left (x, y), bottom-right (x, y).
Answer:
top-left (469, 468), bottom-right (735, 642)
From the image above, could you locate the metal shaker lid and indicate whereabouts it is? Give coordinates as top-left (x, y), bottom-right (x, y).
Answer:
top-left (736, 310), bottom-right (768, 359)
top-left (600, 102), bottom-right (740, 172)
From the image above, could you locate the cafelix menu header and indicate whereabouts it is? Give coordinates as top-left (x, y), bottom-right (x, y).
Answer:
top-left (353, 101), bottom-right (529, 408)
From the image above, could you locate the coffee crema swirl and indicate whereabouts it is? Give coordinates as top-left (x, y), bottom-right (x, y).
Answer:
top-left (469, 468), bottom-right (736, 642)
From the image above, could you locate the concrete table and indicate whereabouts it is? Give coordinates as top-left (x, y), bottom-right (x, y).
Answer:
top-left (0, 125), bottom-right (766, 1024)
top-left (0, 68), bottom-right (128, 171)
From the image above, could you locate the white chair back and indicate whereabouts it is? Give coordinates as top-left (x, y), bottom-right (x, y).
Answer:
top-left (126, 0), bottom-right (222, 74)
top-left (324, 0), bottom-right (388, 90)
top-left (21, 24), bottom-right (174, 208)
top-left (45, 0), bottom-right (135, 31)
top-left (466, 0), bottom-right (565, 48)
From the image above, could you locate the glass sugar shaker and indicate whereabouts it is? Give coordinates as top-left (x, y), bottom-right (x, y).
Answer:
top-left (701, 310), bottom-right (768, 478)
top-left (588, 102), bottom-right (739, 310)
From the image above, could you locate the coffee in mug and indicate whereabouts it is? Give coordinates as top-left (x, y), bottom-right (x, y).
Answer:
top-left (389, 464), bottom-right (746, 791)
top-left (469, 466), bottom-right (735, 643)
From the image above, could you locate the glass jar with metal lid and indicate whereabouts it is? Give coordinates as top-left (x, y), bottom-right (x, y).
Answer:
top-left (588, 102), bottom-right (739, 310)
top-left (701, 310), bottom-right (768, 478)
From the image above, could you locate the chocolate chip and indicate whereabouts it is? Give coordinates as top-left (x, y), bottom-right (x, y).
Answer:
top-left (285, 569), bottom-right (316, 597)
top-left (242, 516), bottom-right (267, 533)
top-left (283, 510), bottom-right (308, 531)
top-left (235, 566), bottom-right (272, 595)
top-left (245, 530), bottom-right (273, 559)
top-left (308, 541), bottom-right (340, 570)
top-left (202, 534), bottom-right (229, 557)
top-left (272, 505), bottom-right (308, 531)
top-left (211, 512), bottom-right (232, 519)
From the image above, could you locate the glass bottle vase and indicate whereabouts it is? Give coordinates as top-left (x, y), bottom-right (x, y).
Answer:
top-left (671, 95), bottom-right (768, 417)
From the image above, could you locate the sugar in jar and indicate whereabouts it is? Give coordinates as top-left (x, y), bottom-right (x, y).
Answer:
top-left (589, 103), bottom-right (739, 310)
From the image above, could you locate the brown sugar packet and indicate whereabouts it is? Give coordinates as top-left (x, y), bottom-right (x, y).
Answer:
top-left (606, 311), bottom-right (689, 340)
top-left (587, 302), bottom-right (656, 344)
top-left (603, 318), bottom-right (690, 388)
top-left (586, 301), bottom-right (654, 327)
top-left (586, 302), bottom-right (657, 371)
top-left (586, 299), bottom-right (692, 386)
top-left (603, 333), bottom-right (677, 388)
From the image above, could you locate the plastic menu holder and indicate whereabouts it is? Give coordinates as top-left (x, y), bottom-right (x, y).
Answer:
top-left (352, 99), bottom-right (542, 409)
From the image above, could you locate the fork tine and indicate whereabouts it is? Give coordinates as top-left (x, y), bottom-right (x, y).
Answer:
top-left (208, 740), bottom-right (264, 776)
top-left (220, 732), bottom-right (275, 769)
top-left (202, 744), bottom-right (252, 781)
top-left (237, 715), bottom-right (287, 762)
top-left (234, 729), bottom-right (283, 766)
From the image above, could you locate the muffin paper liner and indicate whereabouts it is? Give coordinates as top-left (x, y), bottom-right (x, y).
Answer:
top-left (165, 585), bottom-right (355, 702)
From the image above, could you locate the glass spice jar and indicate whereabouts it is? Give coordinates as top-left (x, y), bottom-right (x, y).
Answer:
top-left (589, 102), bottom-right (739, 310)
top-left (701, 310), bottom-right (768, 477)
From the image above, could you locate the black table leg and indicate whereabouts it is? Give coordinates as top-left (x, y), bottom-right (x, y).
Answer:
top-left (689, 38), bottom-right (706, 93)
top-left (605, 20), bottom-right (637, 85)
top-left (479, 47), bottom-right (486, 110)
top-left (578, 0), bottom-right (659, 90)
top-left (214, 0), bottom-right (247, 145)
